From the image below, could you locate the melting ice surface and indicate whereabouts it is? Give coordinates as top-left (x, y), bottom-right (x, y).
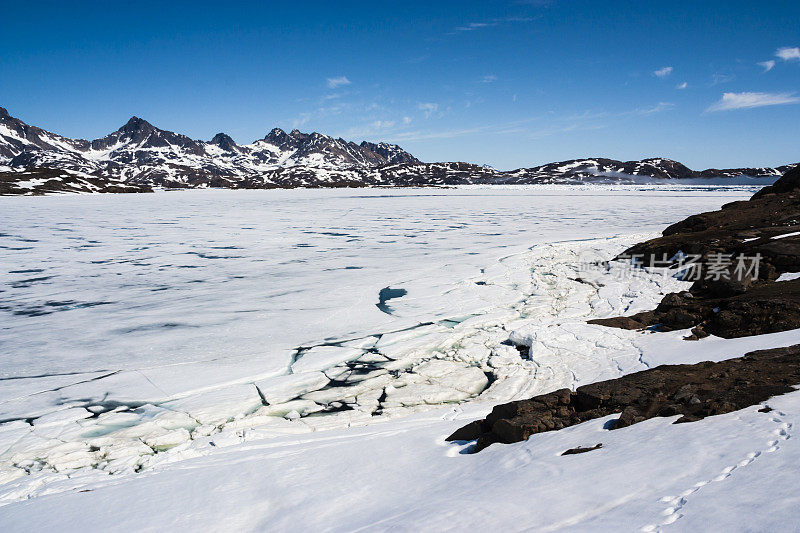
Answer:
top-left (0, 185), bottom-right (764, 497)
top-left (1, 186), bottom-right (754, 378)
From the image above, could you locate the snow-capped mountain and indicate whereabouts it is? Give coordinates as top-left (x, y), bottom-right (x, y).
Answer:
top-left (499, 157), bottom-right (794, 184)
top-left (0, 107), bottom-right (420, 188)
top-left (0, 106), bottom-right (796, 192)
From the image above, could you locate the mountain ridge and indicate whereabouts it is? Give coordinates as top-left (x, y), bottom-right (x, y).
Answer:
top-left (0, 106), bottom-right (796, 192)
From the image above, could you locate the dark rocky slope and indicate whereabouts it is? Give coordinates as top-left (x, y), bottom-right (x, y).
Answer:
top-left (448, 344), bottom-right (800, 452)
top-left (590, 166), bottom-right (800, 338)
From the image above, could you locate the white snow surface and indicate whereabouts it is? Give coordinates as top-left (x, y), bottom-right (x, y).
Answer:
top-left (771, 231), bottom-right (800, 240)
top-left (3, 186), bottom-right (799, 530)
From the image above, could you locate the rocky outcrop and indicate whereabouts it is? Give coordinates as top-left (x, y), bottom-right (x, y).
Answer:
top-left (591, 281), bottom-right (800, 339)
top-left (448, 344), bottom-right (800, 452)
top-left (590, 166), bottom-right (800, 338)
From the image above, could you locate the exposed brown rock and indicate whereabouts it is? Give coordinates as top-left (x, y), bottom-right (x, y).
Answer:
top-left (623, 166), bottom-right (800, 282)
top-left (561, 443), bottom-right (602, 455)
top-left (590, 166), bottom-right (800, 338)
top-left (590, 280), bottom-right (800, 338)
top-left (448, 344), bottom-right (800, 452)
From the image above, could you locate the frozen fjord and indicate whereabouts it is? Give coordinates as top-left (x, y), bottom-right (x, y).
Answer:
top-left (1, 186), bottom-right (754, 376)
top-left (2, 376), bottom-right (797, 532)
top-left (0, 186), bottom-right (764, 499)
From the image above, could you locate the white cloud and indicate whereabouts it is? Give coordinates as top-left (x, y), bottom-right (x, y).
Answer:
top-left (711, 72), bottom-right (735, 85)
top-left (402, 116), bottom-right (412, 124)
top-left (326, 76), bottom-right (351, 89)
top-left (455, 22), bottom-right (494, 32)
top-left (676, 82), bottom-right (688, 89)
top-left (391, 127), bottom-right (483, 141)
top-left (706, 91), bottom-right (800, 112)
top-left (451, 17), bottom-right (533, 34)
top-left (634, 102), bottom-right (674, 115)
top-left (653, 66), bottom-right (673, 78)
top-left (481, 74), bottom-right (498, 83)
top-left (758, 60), bottom-right (776, 72)
top-left (776, 47), bottom-right (800, 61)
top-left (417, 102), bottom-right (439, 118)
top-left (292, 113), bottom-right (310, 128)
top-left (371, 120), bottom-right (395, 129)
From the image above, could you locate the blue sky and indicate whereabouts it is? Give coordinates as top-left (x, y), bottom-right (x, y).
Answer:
top-left (1, 0), bottom-right (798, 169)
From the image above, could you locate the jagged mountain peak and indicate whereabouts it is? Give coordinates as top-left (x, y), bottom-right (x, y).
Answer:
top-left (88, 115), bottom-right (204, 155)
top-left (210, 132), bottom-right (238, 151)
top-left (360, 140), bottom-right (421, 165)
top-left (119, 116), bottom-right (156, 134)
top-left (0, 106), bottom-right (9, 119)
top-left (261, 127), bottom-right (294, 146)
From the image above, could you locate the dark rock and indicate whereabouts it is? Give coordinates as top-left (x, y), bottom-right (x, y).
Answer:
top-left (448, 344), bottom-right (800, 452)
top-left (561, 443), bottom-right (602, 455)
top-left (752, 165), bottom-right (800, 199)
top-left (210, 133), bottom-right (240, 152)
top-left (590, 167), bottom-right (800, 338)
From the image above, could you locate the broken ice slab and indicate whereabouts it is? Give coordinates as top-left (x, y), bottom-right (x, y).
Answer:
top-left (479, 366), bottom-right (539, 401)
top-left (0, 421), bottom-right (33, 457)
top-left (0, 464), bottom-right (27, 485)
top-left (254, 372), bottom-right (330, 405)
top-left (338, 336), bottom-right (380, 350)
top-left (222, 416), bottom-right (313, 436)
top-left (291, 346), bottom-right (365, 374)
top-left (417, 362), bottom-right (489, 396)
top-left (160, 383), bottom-right (265, 426)
top-left (137, 354), bottom-right (293, 398)
top-left (143, 428), bottom-right (192, 451)
top-left (382, 382), bottom-right (472, 408)
top-left (301, 374), bottom-right (393, 405)
top-left (354, 351), bottom-right (391, 364)
top-left (299, 410), bottom-right (372, 431)
top-left (382, 363), bottom-right (489, 408)
top-left (0, 391), bottom-right (77, 423)
top-left (252, 399), bottom-right (323, 418)
top-left (487, 344), bottom-right (525, 368)
top-left (374, 325), bottom-right (452, 360)
top-left (53, 370), bottom-right (168, 408)
top-left (31, 407), bottom-right (93, 428)
top-left (99, 440), bottom-right (155, 462)
top-left (0, 370), bottom-right (111, 408)
top-left (132, 404), bottom-right (201, 431)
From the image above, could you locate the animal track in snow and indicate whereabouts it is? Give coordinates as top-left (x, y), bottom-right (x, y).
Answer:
top-left (640, 408), bottom-right (792, 532)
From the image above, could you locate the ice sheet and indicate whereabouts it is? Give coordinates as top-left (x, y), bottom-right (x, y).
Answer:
top-left (1, 186), bottom-right (764, 505)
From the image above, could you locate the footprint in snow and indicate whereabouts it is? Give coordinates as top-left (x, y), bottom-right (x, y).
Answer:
top-left (640, 406), bottom-right (792, 532)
